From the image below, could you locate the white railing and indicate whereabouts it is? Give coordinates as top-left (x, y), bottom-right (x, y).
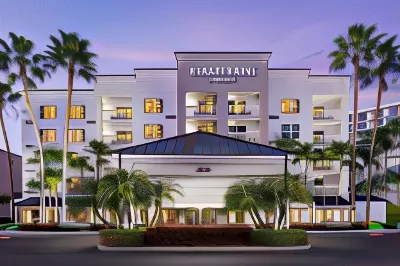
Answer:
top-left (102, 110), bottom-right (132, 120)
top-left (314, 186), bottom-right (339, 196)
top-left (229, 105), bottom-right (259, 117)
top-left (313, 109), bottom-right (341, 121)
top-left (228, 131), bottom-right (259, 143)
top-left (103, 136), bottom-right (132, 145)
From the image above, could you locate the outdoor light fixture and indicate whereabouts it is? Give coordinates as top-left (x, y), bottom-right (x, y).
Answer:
top-left (196, 168), bottom-right (211, 172)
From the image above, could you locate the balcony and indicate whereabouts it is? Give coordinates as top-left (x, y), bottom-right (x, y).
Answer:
top-left (313, 116), bottom-right (334, 120)
top-left (312, 109), bottom-right (342, 125)
top-left (194, 110), bottom-right (216, 116)
top-left (228, 132), bottom-right (259, 143)
top-left (228, 105), bottom-right (259, 118)
top-left (229, 110), bottom-right (252, 115)
top-left (103, 135), bottom-right (132, 146)
top-left (313, 186), bottom-right (339, 196)
top-left (102, 110), bottom-right (132, 121)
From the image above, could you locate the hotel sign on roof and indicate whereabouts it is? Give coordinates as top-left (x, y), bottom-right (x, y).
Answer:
top-left (189, 67), bottom-right (257, 84)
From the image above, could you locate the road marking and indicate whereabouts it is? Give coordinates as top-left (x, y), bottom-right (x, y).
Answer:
top-left (0, 236), bottom-right (11, 240)
top-left (369, 234), bottom-right (384, 237)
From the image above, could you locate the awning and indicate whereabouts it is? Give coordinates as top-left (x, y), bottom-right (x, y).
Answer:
top-left (15, 197), bottom-right (62, 207)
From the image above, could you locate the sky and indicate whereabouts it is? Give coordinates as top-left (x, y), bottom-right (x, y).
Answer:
top-left (1, 0), bottom-right (400, 154)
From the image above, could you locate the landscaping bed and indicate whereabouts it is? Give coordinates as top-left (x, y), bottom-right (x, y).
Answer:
top-left (99, 225), bottom-right (309, 248)
top-left (288, 223), bottom-right (365, 231)
top-left (10, 223), bottom-right (116, 232)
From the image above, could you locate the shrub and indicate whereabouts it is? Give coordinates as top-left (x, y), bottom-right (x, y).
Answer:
top-left (145, 225), bottom-right (253, 246)
top-left (99, 229), bottom-right (145, 247)
top-left (351, 222), bottom-right (365, 230)
top-left (89, 224), bottom-right (117, 231)
top-left (251, 229), bottom-right (308, 247)
top-left (288, 224), bottom-right (328, 230)
top-left (0, 223), bottom-right (15, 230)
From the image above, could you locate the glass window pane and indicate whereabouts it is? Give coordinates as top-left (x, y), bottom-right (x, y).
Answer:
top-left (292, 124), bottom-right (300, 131)
top-left (292, 132), bottom-right (299, 139)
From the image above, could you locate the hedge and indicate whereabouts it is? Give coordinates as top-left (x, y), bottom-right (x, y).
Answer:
top-left (251, 229), bottom-right (308, 247)
top-left (99, 229), bottom-right (145, 247)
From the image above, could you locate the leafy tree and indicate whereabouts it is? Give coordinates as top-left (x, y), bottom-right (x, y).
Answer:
top-left (1, 32), bottom-right (53, 222)
top-left (328, 23), bottom-right (385, 217)
top-left (97, 169), bottom-right (154, 228)
top-left (68, 156), bottom-right (95, 194)
top-left (44, 30), bottom-right (97, 223)
top-left (149, 180), bottom-right (184, 227)
top-left (0, 81), bottom-right (21, 222)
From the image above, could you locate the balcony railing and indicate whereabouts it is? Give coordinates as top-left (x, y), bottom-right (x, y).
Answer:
top-left (313, 166), bottom-right (333, 171)
top-left (103, 110), bottom-right (132, 120)
top-left (314, 186), bottom-right (339, 196)
top-left (194, 111), bottom-right (216, 116)
top-left (229, 111), bottom-right (252, 115)
top-left (313, 116), bottom-right (334, 120)
top-left (110, 139), bottom-right (132, 145)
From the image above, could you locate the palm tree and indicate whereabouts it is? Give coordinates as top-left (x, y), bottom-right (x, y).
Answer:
top-left (328, 23), bottom-right (385, 220)
top-left (97, 169), bottom-right (154, 228)
top-left (83, 139), bottom-right (111, 181)
top-left (324, 140), bottom-right (351, 194)
top-left (273, 139), bottom-right (319, 185)
top-left (358, 36), bottom-right (400, 225)
top-left (0, 81), bottom-right (21, 222)
top-left (68, 156), bottom-right (95, 194)
top-left (44, 30), bottom-right (98, 223)
top-left (1, 33), bottom-right (54, 222)
top-left (149, 180), bottom-right (184, 227)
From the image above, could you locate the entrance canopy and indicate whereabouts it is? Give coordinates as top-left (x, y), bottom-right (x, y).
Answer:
top-left (112, 131), bottom-right (288, 157)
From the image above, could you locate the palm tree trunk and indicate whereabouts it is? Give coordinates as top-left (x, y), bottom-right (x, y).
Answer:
top-left (134, 207), bottom-right (138, 224)
top-left (248, 209), bottom-right (258, 227)
top-left (127, 206), bottom-right (132, 229)
top-left (61, 64), bottom-right (74, 223)
top-left (350, 61), bottom-right (360, 223)
top-left (0, 111), bottom-right (15, 223)
top-left (54, 187), bottom-right (58, 223)
top-left (150, 205), bottom-right (159, 227)
top-left (304, 161), bottom-right (309, 186)
top-left (81, 168), bottom-right (84, 195)
top-left (366, 81), bottom-right (383, 227)
top-left (251, 206), bottom-right (265, 228)
top-left (21, 70), bottom-right (45, 223)
top-left (384, 151), bottom-right (388, 199)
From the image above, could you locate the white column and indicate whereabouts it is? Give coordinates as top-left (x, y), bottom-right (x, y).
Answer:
top-left (274, 206), bottom-right (279, 230)
top-left (312, 202), bottom-right (316, 224)
top-left (286, 200), bottom-right (290, 229)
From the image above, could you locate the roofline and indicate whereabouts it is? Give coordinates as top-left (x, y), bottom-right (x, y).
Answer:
top-left (269, 68), bottom-right (311, 71)
top-left (95, 74), bottom-right (136, 77)
top-left (309, 74), bottom-right (352, 77)
top-left (174, 52), bottom-right (273, 54)
top-left (0, 149), bottom-right (22, 157)
top-left (349, 101), bottom-right (400, 113)
top-left (111, 131), bottom-right (289, 155)
top-left (134, 68), bottom-right (177, 71)
top-left (26, 89), bottom-right (94, 92)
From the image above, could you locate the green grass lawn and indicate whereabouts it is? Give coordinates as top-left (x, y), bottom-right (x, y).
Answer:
top-left (0, 223), bottom-right (16, 230)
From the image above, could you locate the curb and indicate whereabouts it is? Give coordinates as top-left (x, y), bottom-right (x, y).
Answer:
top-left (0, 231), bottom-right (100, 237)
top-left (97, 244), bottom-right (312, 252)
top-left (307, 229), bottom-right (400, 234)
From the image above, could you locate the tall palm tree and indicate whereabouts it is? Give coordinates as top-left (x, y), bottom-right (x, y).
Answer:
top-left (83, 139), bottom-right (111, 181)
top-left (0, 32), bottom-right (52, 223)
top-left (97, 169), bottom-right (154, 228)
top-left (0, 81), bottom-right (21, 222)
top-left (68, 156), bottom-right (95, 194)
top-left (328, 24), bottom-right (385, 220)
top-left (44, 30), bottom-right (97, 223)
top-left (358, 36), bottom-right (400, 225)
top-left (149, 180), bottom-right (184, 227)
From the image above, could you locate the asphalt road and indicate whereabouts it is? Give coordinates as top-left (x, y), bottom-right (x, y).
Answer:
top-left (0, 233), bottom-right (399, 266)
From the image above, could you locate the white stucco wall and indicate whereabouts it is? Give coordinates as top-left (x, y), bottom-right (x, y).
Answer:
top-left (356, 201), bottom-right (386, 223)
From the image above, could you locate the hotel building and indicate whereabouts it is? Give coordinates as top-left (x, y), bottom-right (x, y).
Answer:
top-left (17, 52), bottom-right (379, 226)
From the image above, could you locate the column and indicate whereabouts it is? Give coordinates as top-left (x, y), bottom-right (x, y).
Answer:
top-left (216, 92), bottom-right (229, 136)
top-left (312, 202), bottom-right (316, 224)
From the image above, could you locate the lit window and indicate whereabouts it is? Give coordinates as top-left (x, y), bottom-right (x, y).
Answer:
top-left (70, 106), bottom-right (85, 119)
top-left (40, 106), bottom-right (57, 119)
top-left (71, 153), bottom-right (79, 159)
top-left (281, 99), bottom-right (299, 114)
top-left (198, 122), bottom-right (217, 133)
top-left (144, 124), bottom-right (163, 139)
top-left (40, 129), bottom-right (56, 142)
top-left (117, 131), bottom-right (132, 143)
top-left (111, 108), bottom-right (132, 119)
top-left (144, 99), bottom-right (163, 113)
top-left (68, 129), bottom-right (85, 143)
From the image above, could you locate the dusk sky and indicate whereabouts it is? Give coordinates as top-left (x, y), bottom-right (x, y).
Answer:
top-left (1, 0), bottom-right (400, 154)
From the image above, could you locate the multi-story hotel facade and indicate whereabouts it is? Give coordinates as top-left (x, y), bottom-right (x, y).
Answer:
top-left (17, 52), bottom-right (378, 226)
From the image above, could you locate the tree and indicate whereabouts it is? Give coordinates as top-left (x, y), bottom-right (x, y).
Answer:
top-left (1, 32), bottom-right (53, 223)
top-left (68, 156), bottom-right (95, 194)
top-left (273, 139), bottom-right (320, 185)
top-left (0, 81), bottom-right (21, 222)
top-left (149, 180), bottom-right (184, 227)
top-left (328, 23), bottom-right (385, 220)
top-left (358, 35), bottom-right (400, 225)
top-left (97, 169), bottom-right (154, 228)
top-left (44, 30), bottom-right (98, 223)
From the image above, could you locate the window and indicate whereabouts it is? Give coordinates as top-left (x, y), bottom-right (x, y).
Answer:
top-left (40, 106), bottom-right (57, 119)
top-left (144, 98), bottom-right (163, 113)
top-left (40, 129), bottom-right (56, 142)
top-left (388, 106), bottom-right (398, 116)
top-left (358, 112), bottom-right (367, 121)
top-left (313, 107), bottom-right (324, 118)
top-left (112, 108), bottom-right (132, 119)
top-left (68, 129), bottom-right (85, 143)
top-left (281, 99), bottom-right (299, 114)
top-left (198, 122), bottom-right (217, 133)
top-left (228, 100), bottom-right (247, 115)
top-left (228, 126), bottom-right (246, 133)
top-left (116, 131), bottom-right (132, 143)
top-left (144, 124), bottom-right (163, 139)
top-left (357, 122), bottom-right (367, 130)
top-left (349, 114), bottom-right (353, 122)
top-left (70, 106), bottom-right (85, 119)
top-left (349, 124), bottom-right (353, 132)
top-left (71, 153), bottom-right (79, 159)
top-left (281, 124), bottom-right (299, 139)
top-left (313, 131), bottom-right (324, 144)
top-left (314, 160), bottom-right (332, 170)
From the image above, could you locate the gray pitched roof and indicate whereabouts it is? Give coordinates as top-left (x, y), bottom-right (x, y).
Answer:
top-left (113, 131), bottom-right (288, 156)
